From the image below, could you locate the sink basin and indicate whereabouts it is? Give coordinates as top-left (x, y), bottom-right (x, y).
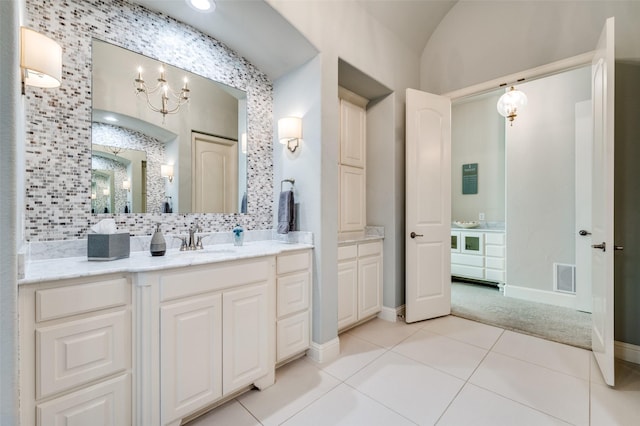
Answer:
top-left (454, 221), bottom-right (479, 229)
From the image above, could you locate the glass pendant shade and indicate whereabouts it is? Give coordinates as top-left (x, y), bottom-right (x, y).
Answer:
top-left (497, 86), bottom-right (528, 123)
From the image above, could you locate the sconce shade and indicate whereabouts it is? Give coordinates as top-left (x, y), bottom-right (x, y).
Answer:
top-left (278, 117), bottom-right (302, 153)
top-left (20, 27), bottom-right (62, 89)
top-left (161, 164), bottom-right (174, 182)
top-left (497, 86), bottom-right (527, 124)
top-left (122, 180), bottom-right (131, 191)
top-left (241, 133), bottom-right (247, 154)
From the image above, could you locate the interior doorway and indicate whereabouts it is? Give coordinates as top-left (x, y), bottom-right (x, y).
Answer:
top-left (449, 65), bottom-right (593, 347)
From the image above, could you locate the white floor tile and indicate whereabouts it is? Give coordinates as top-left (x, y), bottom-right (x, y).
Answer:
top-left (237, 357), bottom-right (340, 426)
top-left (392, 328), bottom-right (488, 380)
top-left (492, 330), bottom-right (591, 379)
top-left (187, 400), bottom-right (260, 426)
top-left (314, 332), bottom-right (386, 381)
top-left (590, 353), bottom-right (608, 384)
top-left (590, 360), bottom-right (640, 426)
top-left (281, 383), bottom-right (416, 426)
top-left (420, 315), bottom-right (504, 349)
top-left (470, 352), bottom-right (589, 425)
top-left (345, 318), bottom-right (422, 349)
top-left (437, 383), bottom-right (571, 426)
top-left (346, 351), bottom-right (464, 425)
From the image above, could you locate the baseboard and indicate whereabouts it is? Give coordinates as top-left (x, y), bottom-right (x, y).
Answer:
top-left (377, 305), bottom-right (405, 322)
top-left (615, 340), bottom-right (640, 365)
top-left (503, 284), bottom-right (577, 309)
top-left (306, 337), bottom-right (340, 364)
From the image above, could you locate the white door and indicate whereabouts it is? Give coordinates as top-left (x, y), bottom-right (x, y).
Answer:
top-left (192, 132), bottom-right (238, 213)
top-left (591, 17), bottom-right (616, 386)
top-left (575, 100), bottom-right (593, 313)
top-left (405, 89), bottom-right (451, 323)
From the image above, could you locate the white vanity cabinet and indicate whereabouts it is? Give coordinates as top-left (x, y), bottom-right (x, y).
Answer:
top-left (337, 240), bottom-right (383, 331)
top-left (339, 93), bottom-right (368, 234)
top-left (451, 230), bottom-right (505, 284)
top-left (275, 250), bottom-right (312, 363)
top-left (19, 275), bottom-right (132, 426)
top-left (151, 257), bottom-right (275, 426)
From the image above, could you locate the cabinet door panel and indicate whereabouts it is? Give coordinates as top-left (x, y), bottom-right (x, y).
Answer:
top-left (161, 294), bottom-right (222, 424)
top-left (277, 271), bottom-right (310, 318)
top-left (223, 283), bottom-right (269, 394)
top-left (340, 99), bottom-right (366, 168)
top-left (338, 261), bottom-right (358, 330)
top-left (37, 373), bottom-right (130, 426)
top-left (277, 251), bottom-right (310, 275)
top-left (358, 256), bottom-right (382, 320)
top-left (277, 311), bottom-right (310, 362)
top-left (339, 165), bottom-right (365, 232)
top-left (37, 310), bottom-right (129, 399)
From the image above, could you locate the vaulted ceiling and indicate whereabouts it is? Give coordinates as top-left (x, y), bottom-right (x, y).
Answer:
top-left (129, 0), bottom-right (457, 80)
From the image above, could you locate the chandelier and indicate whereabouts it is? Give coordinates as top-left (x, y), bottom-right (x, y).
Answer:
top-left (496, 86), bottom-right (527, 126)
top-left (134, 65), bottom-right (190, 121)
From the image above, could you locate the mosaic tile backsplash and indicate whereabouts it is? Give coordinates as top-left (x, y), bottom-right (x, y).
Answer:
top-left (24, 0), bottom-right (274, 241)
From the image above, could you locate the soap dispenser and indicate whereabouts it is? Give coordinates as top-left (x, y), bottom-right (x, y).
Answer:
top-left (233, 224), bottom-right (244, 246)
top-left (150, 223), bottom-right (166, 256)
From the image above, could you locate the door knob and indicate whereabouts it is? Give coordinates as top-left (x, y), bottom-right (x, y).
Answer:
top-left (592, 242), bottom-right (606, 252)
top-left (410, 232), bottom-right (423, 239)
top-left (579, 230), bottom-right (592, 236)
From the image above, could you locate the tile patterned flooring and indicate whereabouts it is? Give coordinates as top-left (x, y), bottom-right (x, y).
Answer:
top-left (189, 316), bottom-right (640, 426)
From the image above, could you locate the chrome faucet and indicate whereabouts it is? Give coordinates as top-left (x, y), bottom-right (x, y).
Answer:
top-left (188, 220), bottom-right (202, 250)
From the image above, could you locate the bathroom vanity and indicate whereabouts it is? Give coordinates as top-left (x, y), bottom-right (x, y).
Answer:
top-left (451, 228), bottom-right (505, 284)
top-left (18, 241), bottom-right (313, 426)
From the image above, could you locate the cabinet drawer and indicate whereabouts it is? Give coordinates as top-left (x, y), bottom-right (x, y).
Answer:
top-left (338, 244), bottom-right (357, 261)
top-left (485, 232), bottom-right (505, 245)
top-left (36, 277), bottom-right (129, 322)
top-left (277, 311), bottom-right (310, 362)
top-left (485, 257), bottom-right (505, 270)
top-left (160, 258), bottom-right (272, 302)
top-left (277, 250), bottom-right (310, 275)
top-left (485, 245), bottom-right (505, 258)
top-left (485, 269), bottom-right (505, 283)
top-left (358, 241), bottom-right (382, 258)
top-left (451, 253), bottom-right (484, 267)
top-left (277, 271), bottom-right (310, 318)
top-left (451, 264), bottom-right (484, 279)
top-left (37, 310), bottom-right (130, 399)
top-left (37, 373), bottom-right (130, 426)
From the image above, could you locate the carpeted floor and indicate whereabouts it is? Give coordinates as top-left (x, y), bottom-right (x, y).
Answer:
top-left (451, 281), bottom-right (592, 350)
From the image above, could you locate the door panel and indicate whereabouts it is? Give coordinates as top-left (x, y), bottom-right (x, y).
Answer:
top-left (591, 17), bottom-right (615, 386)
top-left (405, 89), bottom-right (451, 323)
top-left (192, 132), bottom-right (238, 213)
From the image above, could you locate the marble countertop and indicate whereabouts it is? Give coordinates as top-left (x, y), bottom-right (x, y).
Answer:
top-left (338, 234), bottom-right (384, 245)
top-left (451, 227), bottom-right (505, 233)
top-left (20, 240), bottom-right (313, 285)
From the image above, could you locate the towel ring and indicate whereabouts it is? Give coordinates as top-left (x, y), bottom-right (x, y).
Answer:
top-left (281, 178), bottom-right (295, 192)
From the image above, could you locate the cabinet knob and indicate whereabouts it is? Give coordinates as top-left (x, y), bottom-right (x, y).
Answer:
top-left (579, 230), bottom-right (592, 236)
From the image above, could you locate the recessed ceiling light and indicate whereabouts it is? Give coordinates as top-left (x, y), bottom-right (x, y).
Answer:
top-left (104, 115), bottom-right (118, 122)
top-left (186, 0), bottom-right (216, 13)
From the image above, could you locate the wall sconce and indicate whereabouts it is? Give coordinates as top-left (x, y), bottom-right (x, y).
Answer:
top-left (278, 117), bottom-right (302, 153)
top-left (122, 180), bottom-right (131, 191)
top-left (497, 86), bottom-right (528, 126)
top-left (102, 188), bottom-right (110, 196)
top-left (161, 164), bottom-right (174, 182)
top-left (20, 27), bottom-right (62, 94)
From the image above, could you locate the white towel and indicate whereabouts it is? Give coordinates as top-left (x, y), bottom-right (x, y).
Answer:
top-left (277, 190), bottom-right (295, 234)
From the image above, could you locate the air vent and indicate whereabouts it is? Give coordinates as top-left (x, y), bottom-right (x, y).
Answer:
top-left (554, 263), bottom-right (576, 294)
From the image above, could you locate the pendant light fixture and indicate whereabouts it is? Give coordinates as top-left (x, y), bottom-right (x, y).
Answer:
top-left (497, 86), bottom-right (528, 125)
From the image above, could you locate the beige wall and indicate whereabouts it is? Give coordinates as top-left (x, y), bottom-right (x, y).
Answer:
top-left (451, 92), bottom-right (505, 223)
top-left (421, 1), bottom-right (640, 94)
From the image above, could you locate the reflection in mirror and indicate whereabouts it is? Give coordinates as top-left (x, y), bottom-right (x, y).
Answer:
top-left (92, 144), bottom-right (147, 214)
top-left (91, 39), bottom-right (248, 214)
